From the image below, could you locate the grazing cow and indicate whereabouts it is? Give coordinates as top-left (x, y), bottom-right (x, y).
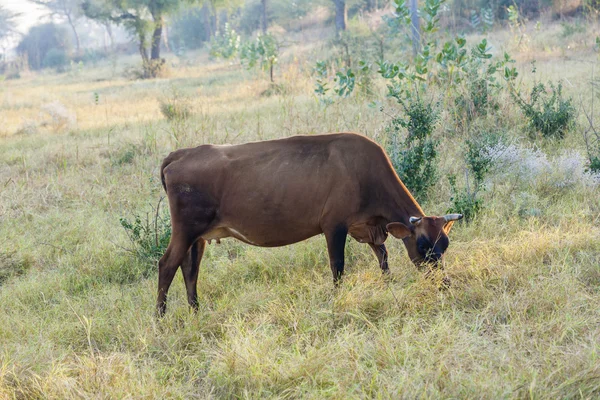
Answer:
top-left (157, 133), bottom-right (462, 315)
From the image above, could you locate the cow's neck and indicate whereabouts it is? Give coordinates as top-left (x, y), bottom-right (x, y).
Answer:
top-left (384, 177), bottom-right (426, 225)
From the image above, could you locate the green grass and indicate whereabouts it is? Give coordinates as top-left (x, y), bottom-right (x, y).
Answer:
top-left (1, 19), bottom-right (600, 398)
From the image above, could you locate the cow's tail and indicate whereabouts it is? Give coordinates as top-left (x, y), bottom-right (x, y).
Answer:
top-left (160, 151), bottom-right (183, 194)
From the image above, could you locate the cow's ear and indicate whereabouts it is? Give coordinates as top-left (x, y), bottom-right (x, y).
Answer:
top-left (386, 222), bottom-right (412, 239)
top-left (443, 220), bottom-right (455, 234)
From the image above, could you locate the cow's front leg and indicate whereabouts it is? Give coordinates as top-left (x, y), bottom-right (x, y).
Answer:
top-left (368, 243), bottom-right (389, 274)
top-left (324, 225), bottom-right (348, 286)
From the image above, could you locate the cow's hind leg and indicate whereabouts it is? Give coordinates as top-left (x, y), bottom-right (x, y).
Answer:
top-left (368, 243), bottom-right (389, 274)
top-left (324, 225), bottom-right (348, 286)
top-left (180, 239), bottom-right (206, 311)
top-left (157, 233), bottom-right (193, 317)
top-left (157, 190), bottom-right (216, 317)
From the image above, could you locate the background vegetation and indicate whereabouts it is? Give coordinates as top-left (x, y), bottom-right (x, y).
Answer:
top-left (1, 0), bottom-right (600, 398)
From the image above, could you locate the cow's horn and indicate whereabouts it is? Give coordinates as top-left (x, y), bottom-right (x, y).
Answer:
top-left (409, 216), bottom-right (422, 225)
top-left (443, 214), bottom-right (463, 222)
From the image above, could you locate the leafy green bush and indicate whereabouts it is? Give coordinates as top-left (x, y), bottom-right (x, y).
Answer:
top-left (448, 130), bottom-right (504, 221)
top-left (447, 174), bottom-right (482, 222)
top-left (158, 88), bottom-right (192, 121)
top-left (386, 98), bottom-right (439, 202)
top-left (240, 33), bottom-right (279, 82)
top-left (466, 130), bottom-right (504, 186)
top-left (119, 204), bottom-right (171, 264)
top-left (512, 81), bottom-right (576, 139)
top-left (16, 23), bottom-right (71, 70)
top-left (210, 23), bottom-right (241, 60)
top-left (589, 155), bottom-right (600, 173)
top-left (42, 48), bottom-right (69, 71)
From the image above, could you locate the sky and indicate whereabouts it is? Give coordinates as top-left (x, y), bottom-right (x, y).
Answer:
top-left (1, 0), bottom-right (50, 52)
top-left (2, 0), bottom-right (49, 34)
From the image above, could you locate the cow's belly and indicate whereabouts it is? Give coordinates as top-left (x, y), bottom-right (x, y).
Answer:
top-left (201, 224), bottom-right (322, 247)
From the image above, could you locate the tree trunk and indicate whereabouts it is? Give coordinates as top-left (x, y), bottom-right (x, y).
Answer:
top-left (163, 23), bottom-right (170, 53)
top-left (151, 15), bottom-right (163, 60)
top-left (333, 0), bottom-right (347, 33)
top-left (410, 0), bottom-right (420, 56)
top-left (65, 12), bottom-right (81, 55)
top-left (139, 30), bottom-right (149, 64)
top-left (201, 3), bottom-right (211, 40)
top-left (210, 1), bottom-right (218, 36)
top-left (261, 0), bottom-right (268, 33)
top-left (104, 22), bottom-right (114, 51)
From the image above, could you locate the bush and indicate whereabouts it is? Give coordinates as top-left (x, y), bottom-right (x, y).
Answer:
top-left (466, 129), bottom-right (504, 186)
top-left (210, 23), bottom-right (241, 60)
top-left (447, 174), bottom-right (482, 222)
top-left (170, 5), bottom-right (210, 50)
top-left (120, 203), bottom-right (171, 264)
top-left (42, 48), bottom-right (69, 71)
top-left (41, 101), bottom-right (76, 132)
top-left (446, 130), bottom-right (503, 222)
top-left (17, 23), bottom-right (71, 70)
top-left (512, 81), bottom-right (576, 139)
top-left (240, 33), bottom-right (279, 82)
top-left (159, 88), bottom-right (192, 121)
top-left (385, 98), bottom-right (439, 202)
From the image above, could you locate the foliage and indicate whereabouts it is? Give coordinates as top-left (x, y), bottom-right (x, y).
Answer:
top-left (240, 33), bottom-right (279, 82)
top-left (465, 130), bottom-right (504, 186)
top-left (511, 81), bottom-right (576, 139)
top-left (16, 23), bottom-right (72, 70)
top-left (386, 98), bottom-right (439, 202)
top-left (41, 101), bottom-right (77, 132)
top-left (313, 60), bottom-right (333, 105)
top-left (169, 4), bottom-right (210, 51)
top-left (43, 48), bottom-right (70, 71)
top-left (447, 174), bottom-right (482, 222)
top-left (120, 205), bottom-right (171, 264)
top-left (158, 89), bottom-right (192, 121)
top-left (83, 0), bottom-right (183, 77)
top-left (210, 23), bottom-right (241, 60)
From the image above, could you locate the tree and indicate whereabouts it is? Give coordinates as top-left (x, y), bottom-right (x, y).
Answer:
top-left (83, 0), bottom-right (185, 77)
top-left (260, 0), bottom-right (267, 33)
top-left (17, 23), bottom-right (72, 70)
top-left (32, 0), bottom-right (84, 55)
top-left (332, 0), bottom-right (346, 33)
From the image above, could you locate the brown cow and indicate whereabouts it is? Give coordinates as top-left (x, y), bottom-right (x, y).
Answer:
top-left (157, 133), bottom-right (462, 315)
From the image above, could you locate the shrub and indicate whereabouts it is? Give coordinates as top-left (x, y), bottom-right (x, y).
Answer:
top-left (446, 130), bottom-right (503, 222)
top-left (512, 81), bottom-right (576, 139)
top-left (17, 23), bottom-right (71, 70)
top-left (466, 130), bottom-right (504, 186)
top-left (210, 23), bottom-right (241, 60)
top-left (119, 203), bottom-right (171, 264)
top-left (385, 98), bottom-right (439, 202)
top-left (590, 156), bottom-right (600, 173)
top-left (41, 101), bottom-right (76, 132)
top-left (158, 89), bottom-right (192, 121)
top-left (240, 33), bottom-right (279, 82)
top-left (447, 174), bottom-right (482, 222)
top-left (42, 48), bottom-right (69, 71)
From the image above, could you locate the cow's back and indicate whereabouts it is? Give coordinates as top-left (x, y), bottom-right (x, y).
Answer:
top-left (161, 133), bottom-right (398, 246)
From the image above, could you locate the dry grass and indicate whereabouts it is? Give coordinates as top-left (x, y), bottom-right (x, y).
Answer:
top-left (0, 19), bottom-right (599, 398)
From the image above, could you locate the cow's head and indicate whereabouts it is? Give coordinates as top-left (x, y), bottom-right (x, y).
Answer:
top-left (386, 214), bottom-right (462, 268)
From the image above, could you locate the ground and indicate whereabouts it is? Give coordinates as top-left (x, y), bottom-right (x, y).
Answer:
top-left (0, 17), bottom-right (600, 398)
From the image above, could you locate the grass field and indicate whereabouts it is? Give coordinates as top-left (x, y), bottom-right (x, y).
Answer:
top-left (1, 18), bottom-right (600, 398)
